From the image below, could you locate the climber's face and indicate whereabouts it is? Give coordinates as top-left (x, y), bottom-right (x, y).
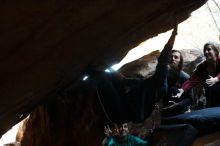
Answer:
top-left (170, 51), bottom-right (181, 70)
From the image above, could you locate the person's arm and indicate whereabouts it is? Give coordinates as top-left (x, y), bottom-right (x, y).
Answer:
top-left (180, 71), bottom-right (194, 100)
top-left (158, 25), bottom-right (178, 64)
top-left (154, 25), bottom-right (178, 87)
top-left (174, 74), bottom-right (194, 110)
top-left (102, 125), bottom-right (113, 146)
top-left (166, 24), bottom-right (178, 47)
top-left (172, 71), bottom-right (202, 98)
top-left (128, 135), bottom-right (148, 146)
top-left (182, 72), bottom-right (203, 92)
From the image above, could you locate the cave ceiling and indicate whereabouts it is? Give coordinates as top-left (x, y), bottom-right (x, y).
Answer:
top-left (0, 0), bottom-right (207, 136)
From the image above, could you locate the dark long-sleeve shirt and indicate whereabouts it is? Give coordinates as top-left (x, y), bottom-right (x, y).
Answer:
top-left (97, 43), bottom-right (173, 124)
top-left (182, 57), bottom-right (220, 92)
top-left (163, 69), bottom-right (193, 116)
top-left (182, 57), bottom-right (220, 107)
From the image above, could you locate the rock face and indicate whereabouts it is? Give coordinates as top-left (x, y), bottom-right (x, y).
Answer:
top-left (119, 49), bottom-right (205, 107)
top-left (120, 49), bottom-right (204, 77)
top-left (0, 0), bottom-right (208, 145)
top-left (118, 48), bottom-right (204, 142)
top-left (19, 49), bottom-right (204, 146)
top-left (119, 50), bottom-right (160, 78)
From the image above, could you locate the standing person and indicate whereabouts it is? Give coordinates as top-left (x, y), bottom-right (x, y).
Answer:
top-left (162, 50), bottom-right (193, 117)
top-left (173, 42), bottom-right (220, 107)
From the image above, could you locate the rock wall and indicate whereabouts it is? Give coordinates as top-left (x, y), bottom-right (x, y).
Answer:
top-left (0, 0), bottom-right (208, 145)
top-left (19, 49), bottom-right (204, 146)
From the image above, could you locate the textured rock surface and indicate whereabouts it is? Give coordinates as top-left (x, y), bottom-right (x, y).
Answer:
top-left (120, 49), bottom-right (204, 77)
top-left (118, 49), bottom-right (205, 142)
top-left (19, 49), bottom-right (204, 146)
top-left (0, 0), bottom-right (208, 144)
top-left (120, 49), bottom-right (204, 107)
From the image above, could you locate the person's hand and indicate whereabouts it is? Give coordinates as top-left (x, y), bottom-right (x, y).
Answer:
top-left (206, 75), bottom-right (219, 86)
top-left (172, 23), bottom-right (178, 36)
top-left (172, 88), bottom-right (184, 98)
top-left (104, 125), bottom-right (113, 137)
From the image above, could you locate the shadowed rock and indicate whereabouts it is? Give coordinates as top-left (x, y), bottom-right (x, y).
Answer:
top-left (0, 0), bottom-right (208, 145)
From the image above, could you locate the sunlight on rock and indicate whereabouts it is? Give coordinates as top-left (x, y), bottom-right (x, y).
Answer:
top-left (0, 0), bottom-right (220, 145)
top-left (0, 123), bottom-right (20, 146)
top-left (112, 0), bottom-right (220, 70)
